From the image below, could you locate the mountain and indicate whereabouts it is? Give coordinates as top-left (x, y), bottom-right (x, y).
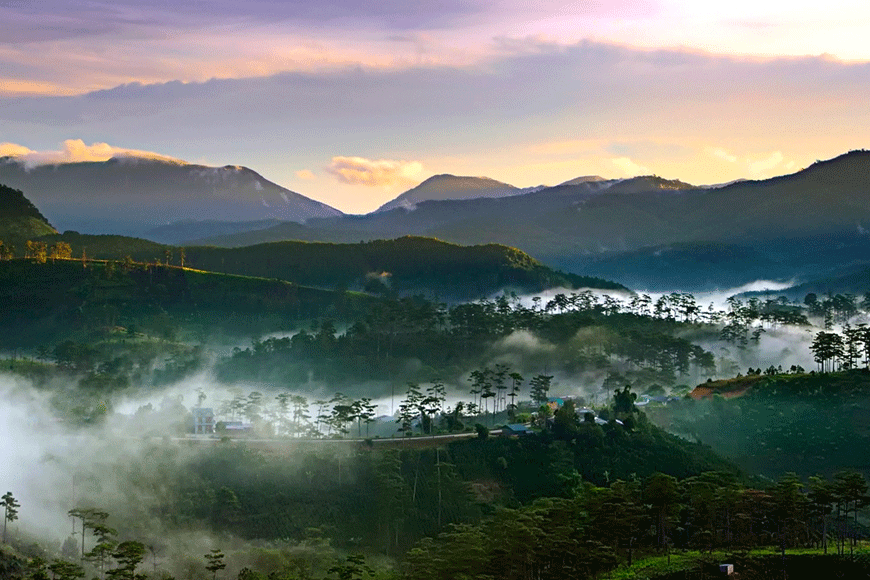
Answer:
top-left (556, 175), bottom-right (608, 186)
top-left (580, 242), bottom-right (781, 291)
top-left (192, 151), bottom-right (870, 290)
top-left (0, 182), bottom-right (57, 241)
top-left (190, 177), bottom-right (615, 247)
top-left (602, 175), bottom-right (694, 194)
top-left (0, 156), bottom-right (342, 236)
top-left (376, 174), bottom-right (521, 212)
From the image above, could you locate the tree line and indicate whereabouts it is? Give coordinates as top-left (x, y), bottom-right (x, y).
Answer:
top-left (400, 468), bottom-right (870, 580)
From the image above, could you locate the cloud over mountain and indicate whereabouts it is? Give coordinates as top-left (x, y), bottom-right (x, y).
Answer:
top-left (0, 139), bottom-right (184, 168)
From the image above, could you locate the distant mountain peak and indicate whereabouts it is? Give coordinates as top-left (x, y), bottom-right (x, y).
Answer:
top-left (376, 174), bottom-right (521, 212)
top-left (415, 174), bottom-right (516, 189)
top-left (557, 175), bottom-right (607, 186)
top-left (0, 157), bottom-right (342, 235)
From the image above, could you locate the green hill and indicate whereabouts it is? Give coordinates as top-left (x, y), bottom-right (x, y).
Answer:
top-left (38, 233), bottom-right (626, 299)
top-left (181, 237), bottom-right (626, 298)
top-left (646, 370), bottom-right (870, 478)
top-left (0, 259), bottom-right (372, 346)
top-left (0, 182), bottom-right (57, 241)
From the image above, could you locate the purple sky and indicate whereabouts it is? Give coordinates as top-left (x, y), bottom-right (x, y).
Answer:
top-left (2, 0), bottom-right (869, 213)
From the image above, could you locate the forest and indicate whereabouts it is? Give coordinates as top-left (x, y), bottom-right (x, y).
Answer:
top-left (2, 250), bottom-right (870, 579)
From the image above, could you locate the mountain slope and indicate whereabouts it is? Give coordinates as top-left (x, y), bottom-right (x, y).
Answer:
top-left (193, 178), bottom-right (615, 247)
top-left (769, 262), bottom-right (870, 299)
top-left (0, 258), bottom-right (371, 346)
top-left (556, 175), bottom-right (607, 186)
top-left (376, 174), bottom-right (520, 212)
top-left (0, 183), bottom-right (57, 241)
top-left (185, 237), bottom-right (628, 298)
top-left (42, 233), bottom-right (627, 299)
top-left (0, 157), bottom-right (342, 235)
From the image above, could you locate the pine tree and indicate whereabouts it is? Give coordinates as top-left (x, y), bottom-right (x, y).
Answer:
top-left (1, 491), bottom-right (19, 543)
top-left (204, 548), bottom-right (227, 580)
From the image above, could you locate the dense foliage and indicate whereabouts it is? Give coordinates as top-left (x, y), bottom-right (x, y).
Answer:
top-left (649, 370), bottom-right (870, 478)
top-left (0, 258), bottom-right (373, 347)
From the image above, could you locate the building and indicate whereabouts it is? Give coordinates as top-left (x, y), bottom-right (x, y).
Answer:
top-left (546, 397), bottom-right (565, 411)
top-left (222, 421), bottom-right (254, 435)
top-left (191, 407), bottom-right (214, 435)
top-left (501, 424), bottom-right (532, 437)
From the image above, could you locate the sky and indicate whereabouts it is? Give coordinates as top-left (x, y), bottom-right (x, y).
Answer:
top-left (1, 0), bottom-right (869, 214)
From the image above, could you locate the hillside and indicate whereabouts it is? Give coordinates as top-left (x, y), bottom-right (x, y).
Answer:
top-left (174, 237), bottom-right (628, 299)
top-left (580, 242), bottom-right (782, 290)
top-left (35, 233), bottom-right (625, 299)
top-left (0, 258), bottom-right (371, 346)
top-left (376, 174), bottom-right (520, 212)
top-left (647, 370), bottom-right (870, 478)
top-left (0, 156), bottom-right (342, 235)
top-left (0, 182), bottom-right (57, 240)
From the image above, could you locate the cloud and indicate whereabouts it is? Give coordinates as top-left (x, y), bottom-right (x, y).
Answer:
top-left (705, 147), bottom-right (796, 177)
top-left (0, 0), bottom-right (482, 44)
top-left (747, 150), bottom-right (785, 175)
top-left (325, 156), bottom-right (424, 187)
top-left (707, 146), bottom-right (738, 163)
top-left (0, 139), bottom-right (185, 168)
top-left (0, 142), bottom-right (32, 157)
top-left (295, 169), bottom-right (316, 180)
top-left (610, 156), bottom-right (649, 176)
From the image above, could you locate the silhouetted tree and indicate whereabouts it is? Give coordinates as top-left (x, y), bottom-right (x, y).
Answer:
top-left (1, 491), bottom-right (19, 543)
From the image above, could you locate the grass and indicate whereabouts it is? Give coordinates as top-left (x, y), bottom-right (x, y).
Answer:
top-left (609, 546), bottom-right (870, 579)
top-left (609, 552), bottom-right (700, 579)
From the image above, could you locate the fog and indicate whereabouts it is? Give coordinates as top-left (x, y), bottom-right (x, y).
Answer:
top-left (0, 371), bottom-right (362, 578)
top-left (0, 374), bottom-right (206, 543)
top-left (642, 279), bottom-right (799, 312)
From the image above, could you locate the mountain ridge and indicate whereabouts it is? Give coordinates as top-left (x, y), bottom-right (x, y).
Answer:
top-left (0, 156), bottom-right (343, 235)
top-left (184, 150), bottom-right (870, 290)
top-left (376, 174), bottom-right (521, 212)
